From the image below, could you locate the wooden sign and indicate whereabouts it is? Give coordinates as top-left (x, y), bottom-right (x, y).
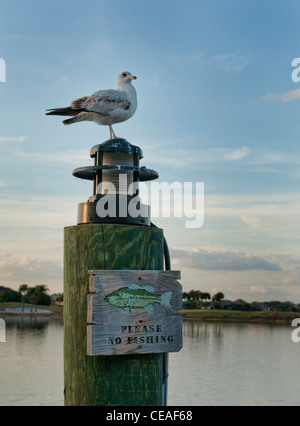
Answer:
top-left (87, 270), bottom-right (182, 356)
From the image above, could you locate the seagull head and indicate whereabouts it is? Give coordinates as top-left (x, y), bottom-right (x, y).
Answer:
top-left (118, 71), bottom-right (137, 86)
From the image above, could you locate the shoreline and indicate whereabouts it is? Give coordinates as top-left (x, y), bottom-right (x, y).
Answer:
top-left (0, 304), bottom-right (298, 325)
top-left (0, 303), bottom-right (63, 318)
top-left (0, 311), bottom-right (63, 318)
top-left (179, 309), bottom-right (299, 325)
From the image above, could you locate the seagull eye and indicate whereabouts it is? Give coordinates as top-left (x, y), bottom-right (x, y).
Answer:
top-left (122, 73), bottom-right (127, 77)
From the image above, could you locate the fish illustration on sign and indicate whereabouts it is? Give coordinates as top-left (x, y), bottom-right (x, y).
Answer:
top-left (104, 284), bottom-right (173, 316)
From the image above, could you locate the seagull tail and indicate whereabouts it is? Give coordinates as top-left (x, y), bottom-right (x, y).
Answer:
top-left (63, 117), bottom-right (78, 125)
top-left (63, 113), bottom-right (87, 126)
top-left (46, 107), bottom-right (87, 125)
top-left (46, 107), bottom-right (83, 117)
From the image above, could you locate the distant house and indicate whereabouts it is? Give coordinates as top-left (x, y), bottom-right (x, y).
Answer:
top-left (251, 302), bottom-right (277, 312)
top-left (51, 294), bottom-right (63, 306)
top-left (234, 299), bottom-right (248, 306)
top-left (251, 302), bottom-right (263, 311)
top-left (208, 299), bottom-right (241, 310)
top-left (261, 302), bottom-right (277, 312)
top-left (220, 300), bottom-right (241, 310)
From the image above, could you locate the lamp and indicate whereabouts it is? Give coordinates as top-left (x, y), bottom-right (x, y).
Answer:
top-left (73, 138), bottom-right (159, 226)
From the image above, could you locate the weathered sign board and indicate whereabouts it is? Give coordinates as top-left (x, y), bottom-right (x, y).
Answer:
top-left (87, 270), bottom-right (182, 356)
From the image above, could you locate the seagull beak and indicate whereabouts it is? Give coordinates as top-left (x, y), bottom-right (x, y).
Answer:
top-left (131, 76), bottom-right (137, 80)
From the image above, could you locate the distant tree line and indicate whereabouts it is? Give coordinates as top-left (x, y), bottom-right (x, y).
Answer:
top-left (182, 290), bottom-right (225, 309)
top-left (182, 289), bottom-right (300, 312)
top-left (0, 284), bottom-right (51, 307)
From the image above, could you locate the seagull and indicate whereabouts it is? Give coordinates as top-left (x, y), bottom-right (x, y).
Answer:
top-left (46, 71), bottom-right (137, 139)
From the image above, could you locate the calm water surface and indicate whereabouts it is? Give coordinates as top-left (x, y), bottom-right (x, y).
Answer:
top-left (0, 317), bottom-right (299, 406)
top-left (0, 316), bottom-right (64, 406)
top-left (169, 321), bottom-right (300, 406)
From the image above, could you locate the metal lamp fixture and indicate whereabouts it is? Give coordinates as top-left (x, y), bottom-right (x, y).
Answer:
top-left (73, 138), bottom-right (159, 226)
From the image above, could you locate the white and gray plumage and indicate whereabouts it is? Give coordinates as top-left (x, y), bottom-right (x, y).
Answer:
top-left (46, 71), bottom-right (137, 139)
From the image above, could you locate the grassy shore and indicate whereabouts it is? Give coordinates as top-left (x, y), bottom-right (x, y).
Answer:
top-left (1, 303), bottom-right (299, 324)
top-left (0, 302), bottom-right (63, 316)
top-left (179, 309), bottom-right (299, 324)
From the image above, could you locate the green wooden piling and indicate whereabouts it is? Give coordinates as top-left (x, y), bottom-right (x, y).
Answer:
top-left (64, 223), bottom-right (165, 406)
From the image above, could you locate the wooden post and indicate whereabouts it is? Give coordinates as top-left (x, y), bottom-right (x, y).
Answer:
top-left (64, 223), bottom-right (165, 406)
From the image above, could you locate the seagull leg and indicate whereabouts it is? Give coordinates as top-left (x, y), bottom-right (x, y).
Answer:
top-left (109, 125), bottom-right (118, 139)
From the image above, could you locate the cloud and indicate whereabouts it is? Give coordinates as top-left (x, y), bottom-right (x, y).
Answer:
top-left (224, 146), bottom-right (250, 161)
top-left (0, 253), bottom-right (62, 288)
top-left (263, 88), bottom-right (300, 102)
top-left (144, 143), bottom-right (252, 168)
top-left (59, 77), bottom-right (69, 84)
top-left (166, 51), bottom-right (250, 73)
top-left (212, 53), bottom-right (250, 74)
top-left (205, 192), bottom-right (300, 241)
top-left (250, 285), bottom-right (266, 295)
top-left (0, 136), bottom-right (28, 143)
top-left (15, 149), bottom-right (88, 165)
top-left (143, 138), bottom-right (300, 170)
top-left (165, 53), bottom-right (208, 66)
top-left (180, 265), bottom-right (300, 303)
top-left (170, 248), bottom-right (281, 271)
top-left (0, 193), bottom-right (77, 229)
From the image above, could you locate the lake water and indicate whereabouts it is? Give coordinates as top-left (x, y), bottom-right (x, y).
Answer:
top-left (0, 316), bottom-right (299, 406)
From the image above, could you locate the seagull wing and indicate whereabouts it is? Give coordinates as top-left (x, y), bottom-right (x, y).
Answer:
top-left (73, 89), bottom-right (130, 116)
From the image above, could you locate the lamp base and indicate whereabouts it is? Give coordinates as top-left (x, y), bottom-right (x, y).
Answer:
top-left (77, 196), bottom-right (151, 226)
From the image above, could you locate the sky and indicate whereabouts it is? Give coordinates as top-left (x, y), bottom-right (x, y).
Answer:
top-left (0, 0), bottom-right (300, 302)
